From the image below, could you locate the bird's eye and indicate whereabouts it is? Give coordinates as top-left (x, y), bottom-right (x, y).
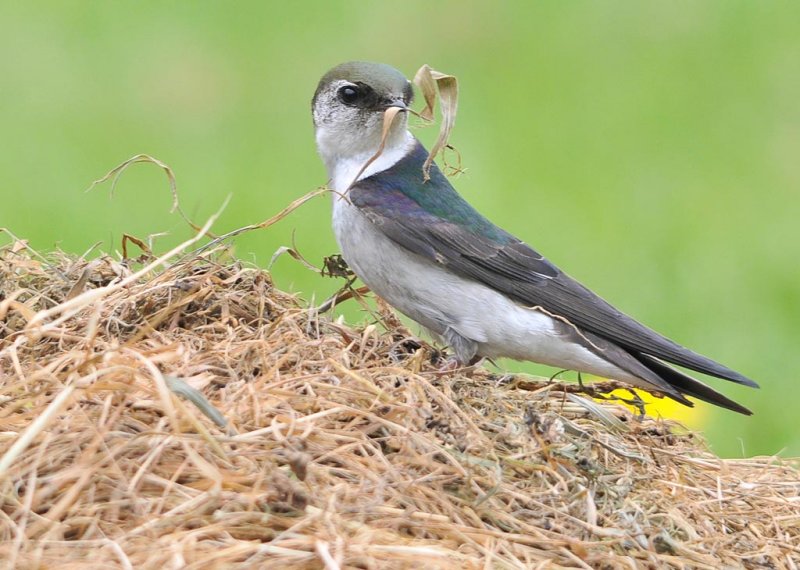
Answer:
top-left (338, 85), bottom-right (360, 105)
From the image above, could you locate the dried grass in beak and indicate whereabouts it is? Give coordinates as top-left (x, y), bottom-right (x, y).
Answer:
top-left (347, 106), bottom-right (405, 191)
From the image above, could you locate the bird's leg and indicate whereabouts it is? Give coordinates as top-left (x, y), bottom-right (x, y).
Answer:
top-left (444, 327), bottom-right (477, 363)
top-left (437, 327), bottom-right (478, 374)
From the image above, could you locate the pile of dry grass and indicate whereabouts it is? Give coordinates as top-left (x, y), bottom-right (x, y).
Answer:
top-left (1, 233), bottom-right (798, 569)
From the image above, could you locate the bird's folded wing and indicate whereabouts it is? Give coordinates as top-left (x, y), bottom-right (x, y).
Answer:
top-left (349, 182), bottom-right (757, 388)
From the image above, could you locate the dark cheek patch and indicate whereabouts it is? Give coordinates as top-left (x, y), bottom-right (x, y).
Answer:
top-left (352, 82), bottom-right (379, 110)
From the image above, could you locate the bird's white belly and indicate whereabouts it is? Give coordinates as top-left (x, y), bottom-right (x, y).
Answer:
top-left (332, 197), bottom-right (637, 380)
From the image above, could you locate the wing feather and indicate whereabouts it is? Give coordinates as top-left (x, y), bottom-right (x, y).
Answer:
top-left (350, 146), bottom-right (757, 389)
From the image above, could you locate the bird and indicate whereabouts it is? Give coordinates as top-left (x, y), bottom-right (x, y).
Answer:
top-left (311, 61), bottom-right (758, 415)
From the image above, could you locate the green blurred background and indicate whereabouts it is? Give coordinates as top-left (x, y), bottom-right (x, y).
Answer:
top-left (1, 2), bottom-right (797, 457)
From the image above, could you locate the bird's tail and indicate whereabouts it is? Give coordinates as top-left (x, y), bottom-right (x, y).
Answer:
top-left (634, 353), bottom-right (753, 415)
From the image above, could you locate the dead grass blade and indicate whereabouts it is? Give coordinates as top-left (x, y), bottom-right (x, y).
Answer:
top-left (346, 106), bottom-right (405, 191)
top-left (86, 154), bottom-right (214, 236)
top-left (1, 161), bottom-right (797, 569)
top-left (413, 64), bottom-right (459, 181)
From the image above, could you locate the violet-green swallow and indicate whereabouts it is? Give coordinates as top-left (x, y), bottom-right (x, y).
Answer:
top-left (312, 61), bottom-right (758, 415)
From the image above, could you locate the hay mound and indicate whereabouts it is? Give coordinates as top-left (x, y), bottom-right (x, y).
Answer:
top-left (1, 238), bottom-right (798, 569)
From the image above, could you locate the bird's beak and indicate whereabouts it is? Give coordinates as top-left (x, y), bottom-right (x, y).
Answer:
top-left (379, 98), bottom-right (408, 112)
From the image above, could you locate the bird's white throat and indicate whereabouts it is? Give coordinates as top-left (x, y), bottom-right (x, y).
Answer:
top-left (317, 126), bottom-right (416, 193)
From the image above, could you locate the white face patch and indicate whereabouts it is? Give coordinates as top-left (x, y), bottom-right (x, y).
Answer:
top-left (313, 79), bottom-right (410, 177)
top-left (312, 81), bottom-right (366, 127)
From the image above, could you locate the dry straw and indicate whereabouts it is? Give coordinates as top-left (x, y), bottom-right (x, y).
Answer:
top-left (1, 207), bottom-right (798, 569)
top-left (1, 67), bottom-right (798, 565)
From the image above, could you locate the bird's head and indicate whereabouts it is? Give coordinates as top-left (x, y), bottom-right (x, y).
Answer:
top-left (312, 61), bottom-right (414, 168)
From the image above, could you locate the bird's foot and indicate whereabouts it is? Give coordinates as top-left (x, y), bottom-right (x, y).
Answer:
top-left (438, 357), bottom-right (462, 373)
top-left (434, 355), bottom-right (482, 376)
